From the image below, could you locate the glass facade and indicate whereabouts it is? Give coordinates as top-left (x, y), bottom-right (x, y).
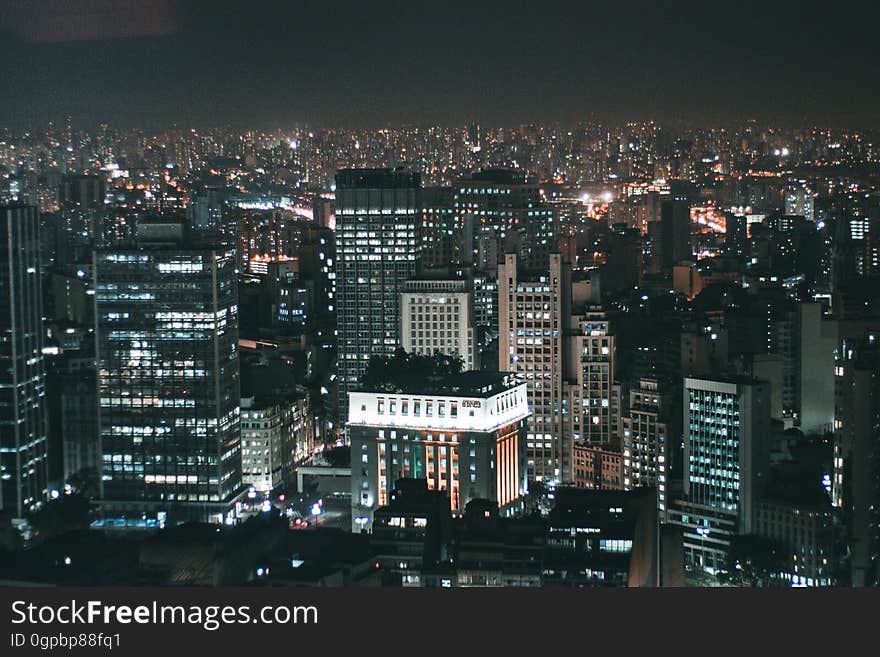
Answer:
top-left (335, 169), bottom-right (420, 429)
top-left (94, 240), bottom-right (241, 522)
top-left (0, 205), bottom-right (48, 517)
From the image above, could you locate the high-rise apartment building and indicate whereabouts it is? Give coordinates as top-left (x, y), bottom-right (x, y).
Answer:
top-left (335, 169), bottom-right (420, 430)
top-left (566, 308), bottom-right (618, 447)
top-left (498, 252), bottom-right (570, 484)
top-left (622, 378), bottom-right (671, 513)
top-left (94, 221), bottom-right (242, 526)
top-left (0, 205), bottom-right (48, 517)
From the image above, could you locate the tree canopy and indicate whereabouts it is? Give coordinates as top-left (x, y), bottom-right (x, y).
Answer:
top-left (358, 348), bottom-right (464, 392)
top-left (717, 534), bottom-right (787, 587)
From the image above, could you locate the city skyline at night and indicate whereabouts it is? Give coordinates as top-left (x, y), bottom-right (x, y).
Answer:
top-left (0, 1), bottom-right (879, 602)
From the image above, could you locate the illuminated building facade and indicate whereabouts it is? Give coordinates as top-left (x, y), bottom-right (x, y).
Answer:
top-left (454, 170), bottom-right (558, 273)
top-left (347, 371), bottom-right (529, 531)
top-left (622, 378), bottom-right (671, 513)
top-left (240, 397), bottom-right (284, 494)
top-left (573, 443), bottom-right (623, 490)
top-left (241, 393), bottom-right (315, 493)
top-left (400, 278), bottom-right (478, 371)
top-left (420, 186), bottom-right (456, 268)
top-left (498, 252), bottom-right (571, 484)
top-left (0, 205), bottom-right (48, 517)
top-left (335, 169), bottom-right (420, 430)
top-left (94, 221), bottom-right (243, 526)
top-left (566, 308), bottom-right (618, 446)
top-left (668, 376), bottom-right (770, 571)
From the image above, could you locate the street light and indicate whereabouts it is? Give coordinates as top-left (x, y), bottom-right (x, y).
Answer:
top-left (696, 526), bottom-right (710, 570)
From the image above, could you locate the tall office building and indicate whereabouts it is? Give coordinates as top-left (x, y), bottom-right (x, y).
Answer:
top-left (0, 205), bottom-right (48, 517)
top-left (94, 221), bottom-right (242, 526)
top-left (622, 378), bottom-right (671, 514)
top-left (454, 170), bottom-right (558, 273)
top-left (833, 331), bottom-right (880, 586)
top-left (187, 185), bottom-right (225, 230)
top-left (335, 169), bottom-right (420, 430)
top-left (420, 187), bottom-right (456, 268)
top-left (400, 278), bottom-right (478, 371)
top-left (668, 376), bottom-right (770, 571)
top-left (498, 252), bottom-right (570, 484)
top-left (651, 199), bottom-right (691, 270)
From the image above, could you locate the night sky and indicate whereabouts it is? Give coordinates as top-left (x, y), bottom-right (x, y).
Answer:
top-left (1, 0), bottom-right (879, 129)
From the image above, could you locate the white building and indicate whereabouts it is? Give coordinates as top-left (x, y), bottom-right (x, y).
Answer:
top-left (400, 278), bottom-right (478, 371)
top-left (240, 394), bottom-right (315, 493)
top-left (347, 372), bottom-right (529, 531)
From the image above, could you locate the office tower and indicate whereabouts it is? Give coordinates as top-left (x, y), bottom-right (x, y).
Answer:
top-left (602, 227), bottom-right (643, 293)
top-left (472, 271), bottom-right (499, 338)
top-left (622, 378), bottom-right (671, 513)
top-left (45, 350), bottom-right (98, 484)
top-left (59, 174), bottom-right (106, 208)
top-left (498, 252), bottom-right (570, 484)
top-left (833, 331), bottom-right (879, 586)
top-left (371, 479), bottom-right (453, 586)
top-left (57, 174), bottom-right (107, 264)
top-left (726, 211), bottom-right (748, 256)
top-left (348, 371), bottom-right (529, 530)
top-left (0, 205), bottom-right (48, 516)
top-left (652, 199), bottom-right (691, 269)
top-left (680, 323), bottom-right (728, 377)
top-left (187, 185), bottom-right (225, 230)
top-left (420, 187), bottom-right (455, 268)
top-left (668, 376), bottom-right (770, 571)
top-left (867, 208), bottom-right (880, 278)
top-left (335, 169), bottom-right (420, 430)
top-left (454, 170), bottom-right (558, 273)
top-left (94, 220), bottom-right (242, 526)
top-left (295, 225), bottom-right (336, 329)
top-left (400, 278), bottom-right (478, 371)
top-left (566, 308), bottom-right (618, 447)
top-left (798, 302), bottom-right (838, 434)
top-left (312, 195), bottom-right (336, 231)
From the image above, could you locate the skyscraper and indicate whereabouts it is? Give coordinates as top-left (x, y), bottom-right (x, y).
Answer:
top-left (454, 170), bottom-right (558, 273)
top-left (669, 376), bottom-right (770, 571)
top-left (0, 205), bottom-right (48, 517)
top-left (94, 220), bottom-right (242, 526)
top-left (335, 169), bottom-right (421, 430)
top-left (833, 330), bottom-right (880, 586)
top-left (652, 199), bottom-right (691, 270)
top-left (498, 252), bottom-right (570, 484)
